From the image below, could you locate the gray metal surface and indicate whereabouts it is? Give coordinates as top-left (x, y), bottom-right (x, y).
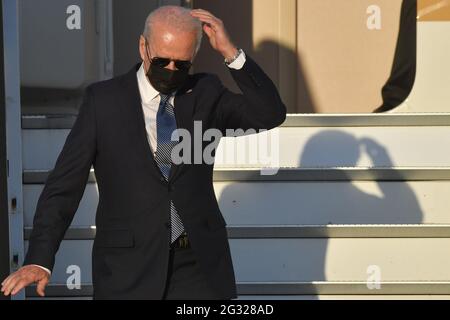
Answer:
top-left (3, 0), bottom-right (25, 300)
top-left (23, 225), bottom-right (450, 240)
top-left (25, 281), bottom-right (450, 297)
top-left (21, 113), bottom-right (450, 129)
top-left (0, 0), bottom-right (10, 300)
top-left (22, 115), bottom-right (77, 129)
top-left (22, 168), bottom-right (450, 184)
top-left (236, 281), bottom-right (450, 295)
top-left (282, 113), bottom-right (450, 127)
top-left (19, 0), bottom-right (113, 89)
top-left (213, 168), bottom-right (450, 182)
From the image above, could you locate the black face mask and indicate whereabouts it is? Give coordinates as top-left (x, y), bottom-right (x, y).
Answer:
top-left (144, 41), bottom-right (190, 95)
top-left (146, 63), bottom-right (189, 95)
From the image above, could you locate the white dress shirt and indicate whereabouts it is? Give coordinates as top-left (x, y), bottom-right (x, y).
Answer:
top-left (32, 50), bottom-right (247, 276)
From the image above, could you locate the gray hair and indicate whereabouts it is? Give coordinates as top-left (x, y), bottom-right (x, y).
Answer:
top-left (143, 6), bottom-right (203, 55)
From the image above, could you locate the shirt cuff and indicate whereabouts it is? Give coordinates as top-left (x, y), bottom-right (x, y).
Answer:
top-left (227, 50), bottom-right (246, 70)
top-left (30, 264), bottom-right (52, 275)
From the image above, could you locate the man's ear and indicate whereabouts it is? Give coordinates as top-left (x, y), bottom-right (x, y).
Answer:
top-left (138, 35), bottom-right (147, 62)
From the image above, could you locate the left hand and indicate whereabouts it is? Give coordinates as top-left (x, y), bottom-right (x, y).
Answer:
top-left (190, 9), bottom-right (238, 61)
top-left (1, 265), bottom-right (50, 297)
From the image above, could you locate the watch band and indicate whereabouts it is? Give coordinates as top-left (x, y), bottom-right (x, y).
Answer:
top-left (224, 48), bottom-right (243, 66)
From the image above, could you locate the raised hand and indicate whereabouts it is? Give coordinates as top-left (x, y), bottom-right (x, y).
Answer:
top-left (190, 9), bottom-right (238, 61)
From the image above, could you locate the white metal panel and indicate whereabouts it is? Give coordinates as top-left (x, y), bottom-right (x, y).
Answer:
top-left (30, 238), bottom-right (450, 285)
top-left (24, 180), bottom-right (450, 226)
top-left (215, 181), bottom-right (450, 224)
top-left (19, 0), bottom-right (113, 88)
top-left (394, 23), bottom-right (450, 113)
top-left (22, 126), bottom-right (450, 170)
top-left (229, 238), bottom-right (450, 282)
top-left (215, 127), bottom-right (450, 168)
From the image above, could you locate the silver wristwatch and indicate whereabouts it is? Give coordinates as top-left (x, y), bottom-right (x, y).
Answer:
top-left (224, 48), bottom-right (243, 66)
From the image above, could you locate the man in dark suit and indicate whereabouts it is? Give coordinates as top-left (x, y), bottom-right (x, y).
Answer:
top-left (2, 6), bottom-right (286, 299)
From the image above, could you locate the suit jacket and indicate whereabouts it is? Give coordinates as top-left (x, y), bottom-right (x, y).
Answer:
top-left (24, 55), bottom-right (287, 299)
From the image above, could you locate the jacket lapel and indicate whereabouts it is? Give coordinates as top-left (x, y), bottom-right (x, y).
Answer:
top-left (122, 63), bottom-right (163, 181)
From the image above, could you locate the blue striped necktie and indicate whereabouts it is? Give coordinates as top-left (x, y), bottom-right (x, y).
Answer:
top-left (155, 93), bottom-right (185, 243)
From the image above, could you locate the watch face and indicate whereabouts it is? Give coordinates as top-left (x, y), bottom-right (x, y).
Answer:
top-left (225, 49), bottom-right (242, 65)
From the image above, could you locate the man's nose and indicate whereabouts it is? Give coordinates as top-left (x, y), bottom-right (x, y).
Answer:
top-left (166, 61), bottom-right (177, 71)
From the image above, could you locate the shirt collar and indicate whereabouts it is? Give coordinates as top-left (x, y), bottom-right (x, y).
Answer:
top-left (136, 62), bottom-right (161, 104)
